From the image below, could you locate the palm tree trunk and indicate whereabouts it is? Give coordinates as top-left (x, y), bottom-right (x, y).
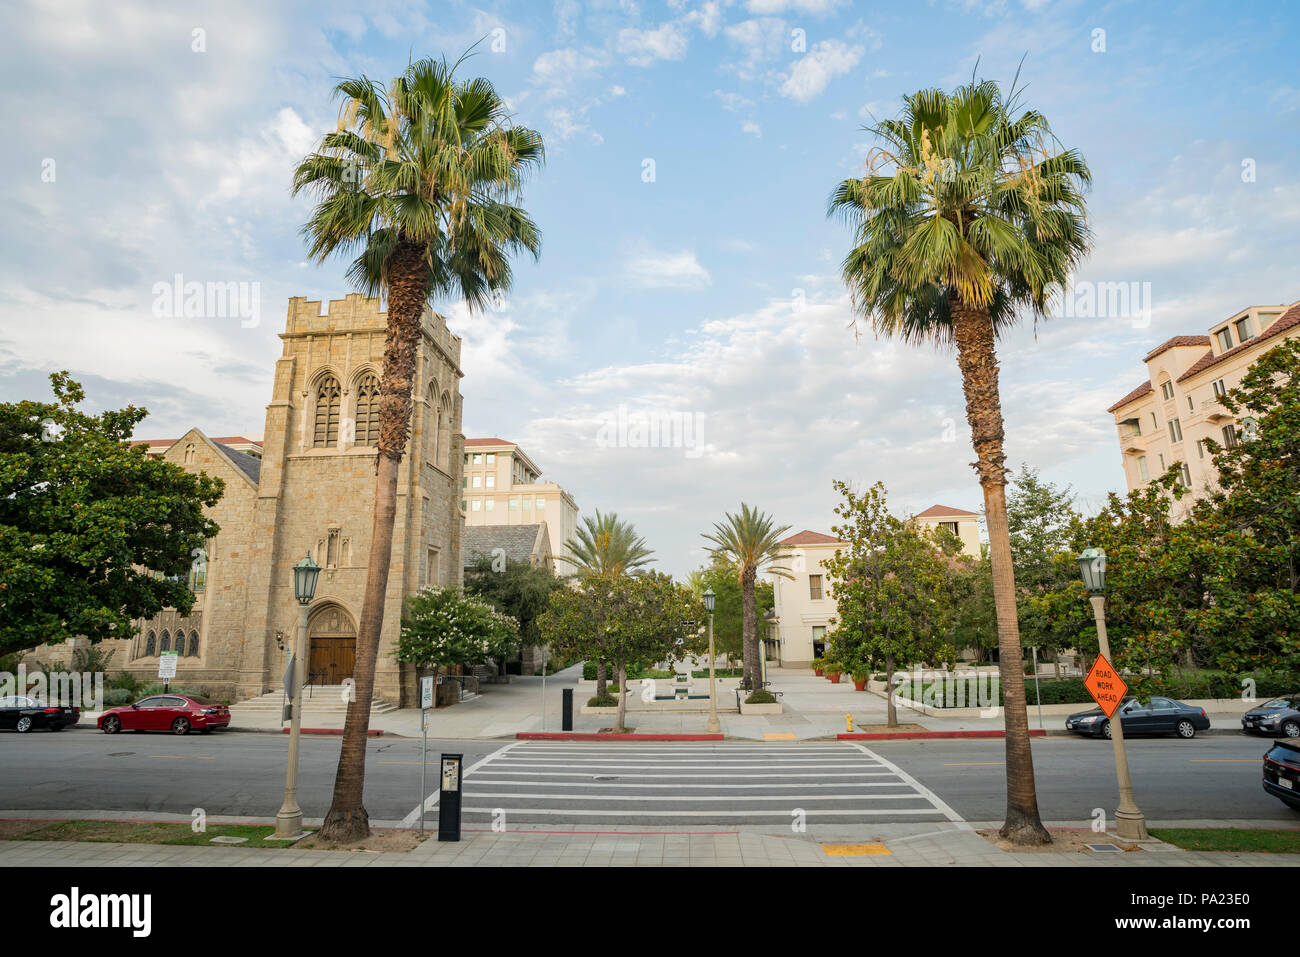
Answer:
top-left (885, 652), bottom-right (897, 728)
top-left (613, 661), bottom-right (627, 733)
top-left (319, 240), bottom-right (426, 844)
top-left (950, 296), bottom-right (1050, 846)
top-left (741, 565), bottom-right (758, 690)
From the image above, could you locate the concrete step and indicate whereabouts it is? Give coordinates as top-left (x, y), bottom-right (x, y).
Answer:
top-left (231, 687), bottom-right (397, 715)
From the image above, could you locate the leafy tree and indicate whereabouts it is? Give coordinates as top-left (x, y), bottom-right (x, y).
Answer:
top-left (292, 53), bottom-right (544, 843)
top-left (0, 373), bottom-right (222, 656)
top-left (463, 554), bottom-right (562, 673)
top-left (562, 508), bottom-right (654, 696)
top-left (690, 558), bottom-right (774, 666)
top-left (396, 587), bottom-right (518, 692)
top-left (828, 76), bottom-right (1090, 845)
top-left (538, 572), bottom-right (703, 732)
top-left (823, 481), bottom-right (955, 726)
top-left (701, 503), bottom-right (792, 690)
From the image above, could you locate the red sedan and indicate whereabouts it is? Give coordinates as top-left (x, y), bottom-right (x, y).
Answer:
top-left (98, 694), bottom-right (230, 735)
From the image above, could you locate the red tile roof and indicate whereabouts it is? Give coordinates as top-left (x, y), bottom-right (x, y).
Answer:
top-left (1143, 335), bottom-right (1210, 362)
top-left (1176, 303), bottom-right (1300, 383)
top-left (780, 530), bottom-right (844, 546)
top-left (914, 504), bottom-right (978, 518)
top-left (1106, 380), bottom-right (1153, 414)
top-left (464, 437), bottom-right (514, 447)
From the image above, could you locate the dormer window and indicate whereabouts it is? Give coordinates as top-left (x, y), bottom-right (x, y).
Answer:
top-left (1234, 316), bottom-right (1255, 344)
top-left (1215, 327), bottom-right (1234, 353)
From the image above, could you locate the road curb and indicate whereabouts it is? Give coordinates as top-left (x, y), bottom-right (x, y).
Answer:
top-left (838, 730), bottom-right (1048, 740)
top-left (281, 727), bottom-right (384, 737)
top-left (516, 732), bottom-right (725, 741)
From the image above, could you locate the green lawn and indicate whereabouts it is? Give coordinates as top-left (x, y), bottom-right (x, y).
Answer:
top-left (6, 819), bottom-right (305, 848)
top-left (1150, 827), bottom-right (1300, 853)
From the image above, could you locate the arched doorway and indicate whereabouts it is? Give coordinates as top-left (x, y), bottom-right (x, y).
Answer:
top-left (307, 604), bottom-right (356, 685)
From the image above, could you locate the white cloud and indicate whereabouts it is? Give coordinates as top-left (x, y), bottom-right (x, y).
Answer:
top-left (742, 120), bottom-right (762, 136)
top-left (624, 247), bottom-right (712, 288)
top-left (780, 39), bottom-right (863, 102)
top-left (617, 23), bottom-right (689, 66)
top-left (745, 0), bottom-right (844, 14)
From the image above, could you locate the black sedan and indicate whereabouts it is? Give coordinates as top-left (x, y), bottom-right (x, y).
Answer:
top-left (0, 695), bottom-right (80, 732)
top-left (1241, 697), bottom-right (1300, 738)
top-left (1262, 738), bottom-right (1300, 810)
top-left (1065, 696), bottom-right (1209, 739)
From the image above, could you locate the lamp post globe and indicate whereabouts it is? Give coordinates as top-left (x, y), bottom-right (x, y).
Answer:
top-left (293, 553), bottom-right (321, 604)
top-left (1076, 547), bottom-right (1106, 596)
top-left (703, 587), bottom-right (715, 614)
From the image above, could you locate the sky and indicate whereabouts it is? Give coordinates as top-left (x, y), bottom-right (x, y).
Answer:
top-left (2, 0), bottom-right (1298, 578)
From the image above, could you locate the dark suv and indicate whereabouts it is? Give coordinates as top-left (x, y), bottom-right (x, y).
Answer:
top-left (1262, 738), bottom-right (1300, 810)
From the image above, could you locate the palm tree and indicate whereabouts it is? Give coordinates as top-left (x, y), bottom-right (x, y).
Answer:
top-left (291, 52), bottom-right (543, 843)
top-left (562, 509), bottom-right (654, 697)
top-left (827, 75), bottom-right (1090, 845)
top-left (701, 504), bottom-right (792, 690)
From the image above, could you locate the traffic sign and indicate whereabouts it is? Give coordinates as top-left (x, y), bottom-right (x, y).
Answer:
top-left (420, 676), bottom-right (434, 710)
top-left (1084, 653), bottom-right (1128, 718)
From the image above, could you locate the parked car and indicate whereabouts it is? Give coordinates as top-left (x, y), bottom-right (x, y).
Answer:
top-left (0, 695), bottom-right (79, 732)
top-left (1241, 697), bottom-right (1300, 738)
top-left (97, 694), bottom-right (230, 735)
top-left (1065, 696), bottom-right (1210, 739)
top-left (1262, 738), bottom-right (1300, 810)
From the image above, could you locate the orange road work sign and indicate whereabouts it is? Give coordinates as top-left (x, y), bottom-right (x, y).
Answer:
top-left (1085, 654), bottom-right (1128, 718)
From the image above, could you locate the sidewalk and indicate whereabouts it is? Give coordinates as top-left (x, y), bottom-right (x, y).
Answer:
top-left (171, 665), bottom-right (1253, 740)
top-left (4, 815), bottom-right (1298, 867)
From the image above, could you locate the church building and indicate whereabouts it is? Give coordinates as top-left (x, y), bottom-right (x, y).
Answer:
top-left (65, 294), bottom-right (466, 707)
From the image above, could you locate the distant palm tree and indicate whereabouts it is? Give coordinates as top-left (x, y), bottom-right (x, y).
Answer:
top-left (827, 75), bottom-right (1090, 845)
top-left (563, 509), bottom-right (654, 696)
top-left (291, 51), bottom-right (544, 843)
top-left (702, 504), bottom-right (792, 690)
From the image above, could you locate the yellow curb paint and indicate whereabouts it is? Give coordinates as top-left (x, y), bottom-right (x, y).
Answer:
top-left (762, 733), bottom-right (797, 740)
top-left (820, 843), bottom-right (891, 856)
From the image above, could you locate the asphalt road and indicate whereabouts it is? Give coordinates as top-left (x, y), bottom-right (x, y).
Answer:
top-left (0, 728), bottom-right (1291, 827)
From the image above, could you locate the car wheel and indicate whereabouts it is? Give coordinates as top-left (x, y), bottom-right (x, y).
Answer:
top-left (171, 717), bottom-right (190, 735)
top-left (1176, 719), bottom-right (1196, 739)
top-left (1101, 720), bottom-right (1111, 739)
top-left (1283, 720), bottom-right (1300, 738)
top-left (15, 716), bottom-right (33, 733)
top-left (102, 715), bottom-right (121, 734)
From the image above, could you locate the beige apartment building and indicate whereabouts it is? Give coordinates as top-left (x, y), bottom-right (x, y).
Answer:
top-left (1107, 300), bottom-right (1299, 517)
top-left (771, 508), bottom-right (981, 667)
top-left (461, 437), bottom-right (580, 574)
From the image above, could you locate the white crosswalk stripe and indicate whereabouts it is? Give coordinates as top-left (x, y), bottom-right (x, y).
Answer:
top-left (440, 741), bottom-right (961, 826)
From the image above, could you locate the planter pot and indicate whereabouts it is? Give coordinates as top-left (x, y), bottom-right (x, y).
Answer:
top-left (853, 679), bottom-right (867, 691)
top-left (828, 674), bottom-right (842, 684)
top-left (814, 668), bottom-right (824, 677)
top-left (739, 701), bottom-right (782, 715)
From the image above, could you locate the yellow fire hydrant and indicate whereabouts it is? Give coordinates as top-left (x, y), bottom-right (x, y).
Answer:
top-left (846, 713), bottom-right (854, 733)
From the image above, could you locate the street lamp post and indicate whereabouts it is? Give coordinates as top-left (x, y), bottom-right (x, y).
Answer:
top-left (1078, 547), bottom-right (1148, 841)
top-left (703, 588), bottom-right (719, 734)
top-left (275, 553), bottom-right (320, 840)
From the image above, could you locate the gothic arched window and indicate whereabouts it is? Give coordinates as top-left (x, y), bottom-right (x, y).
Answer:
top-left (313, 375), bottom-right (342, 448)
top-left (189, 631), bottom-right (200, 657)
top-left (145, 631), bottom-right (156, 657)
top-left (160, 630), bottom-right (171, 653)
top-left (355, 374), bottom-right (381, 447)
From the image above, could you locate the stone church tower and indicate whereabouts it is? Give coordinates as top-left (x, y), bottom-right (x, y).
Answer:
top-left (26, 294), bottom-right (464, 708)
top-left (236, 294), bottom-right (465, 705)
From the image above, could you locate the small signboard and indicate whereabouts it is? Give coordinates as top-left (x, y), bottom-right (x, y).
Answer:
top-left (1084, 653), bottom-right (1128, 718)
top-left (420, 676), bottom-right (434, 710)
top-left (158, 651), bottom-right (179, 681)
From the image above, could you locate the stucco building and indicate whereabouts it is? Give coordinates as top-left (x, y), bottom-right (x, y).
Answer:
top-left (461, 437), bottom-right (579, 575)
top-left (770, 508), bottom-right (980, 667)
top-left (1107, 299), bottom-right (1300, 518)
top-left (35, 294), bottom-right (466, 707)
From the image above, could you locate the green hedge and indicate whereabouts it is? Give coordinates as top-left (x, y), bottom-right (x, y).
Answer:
top-left (102, 688), bottom-right (132, 707)
top-left (896, 671), bottom-right (1298, 708)
top-left (691, 668), bottom-right (744, 678)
